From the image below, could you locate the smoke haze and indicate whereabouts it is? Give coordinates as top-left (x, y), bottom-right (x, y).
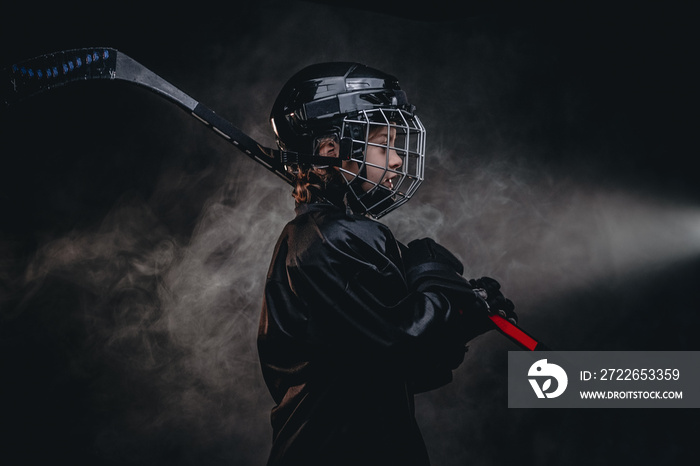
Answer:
top-left (1, 1), bottom-right (697, 465)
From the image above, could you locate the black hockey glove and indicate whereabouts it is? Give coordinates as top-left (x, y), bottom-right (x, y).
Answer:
top-left (403, 238), bottom-right (492, 342)
top-left (468, 276), bottom-right (518, 324)
top-left (402, 238), bottom-right (469, 293)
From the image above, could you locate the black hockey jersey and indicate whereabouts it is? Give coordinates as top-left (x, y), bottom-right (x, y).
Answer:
top-left (258, 202), bottom-right (480, 466)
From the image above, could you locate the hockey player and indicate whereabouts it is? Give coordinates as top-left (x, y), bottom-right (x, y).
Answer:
top-left (257, 62), bottom-right (517, 466)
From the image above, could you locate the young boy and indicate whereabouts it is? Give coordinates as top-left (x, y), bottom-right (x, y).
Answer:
top-left (257, 62), bottom-right (516, 466)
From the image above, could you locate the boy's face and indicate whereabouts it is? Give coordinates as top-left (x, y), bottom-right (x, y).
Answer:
top-left (341, 125), bottom-right (403, 193)
top-left (363, 125), bottom-right (402, 191)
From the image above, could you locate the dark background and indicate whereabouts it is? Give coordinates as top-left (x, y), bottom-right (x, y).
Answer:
top-left (1, 1), bottom-right (698, 465)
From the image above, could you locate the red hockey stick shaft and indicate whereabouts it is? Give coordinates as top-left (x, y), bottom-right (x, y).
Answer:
top-left (488, 314), bottom-right (550, 351)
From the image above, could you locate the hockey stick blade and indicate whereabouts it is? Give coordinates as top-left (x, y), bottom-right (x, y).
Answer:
top-left (2, 47), bottom-right (294, 184)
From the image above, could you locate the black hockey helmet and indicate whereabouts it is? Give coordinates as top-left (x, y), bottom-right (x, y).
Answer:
top-left (270, 62), bottom-right (426, 218)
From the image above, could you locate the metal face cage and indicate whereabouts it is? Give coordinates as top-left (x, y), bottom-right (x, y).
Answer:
top-left (338, 108), bottom-right (426, 218)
